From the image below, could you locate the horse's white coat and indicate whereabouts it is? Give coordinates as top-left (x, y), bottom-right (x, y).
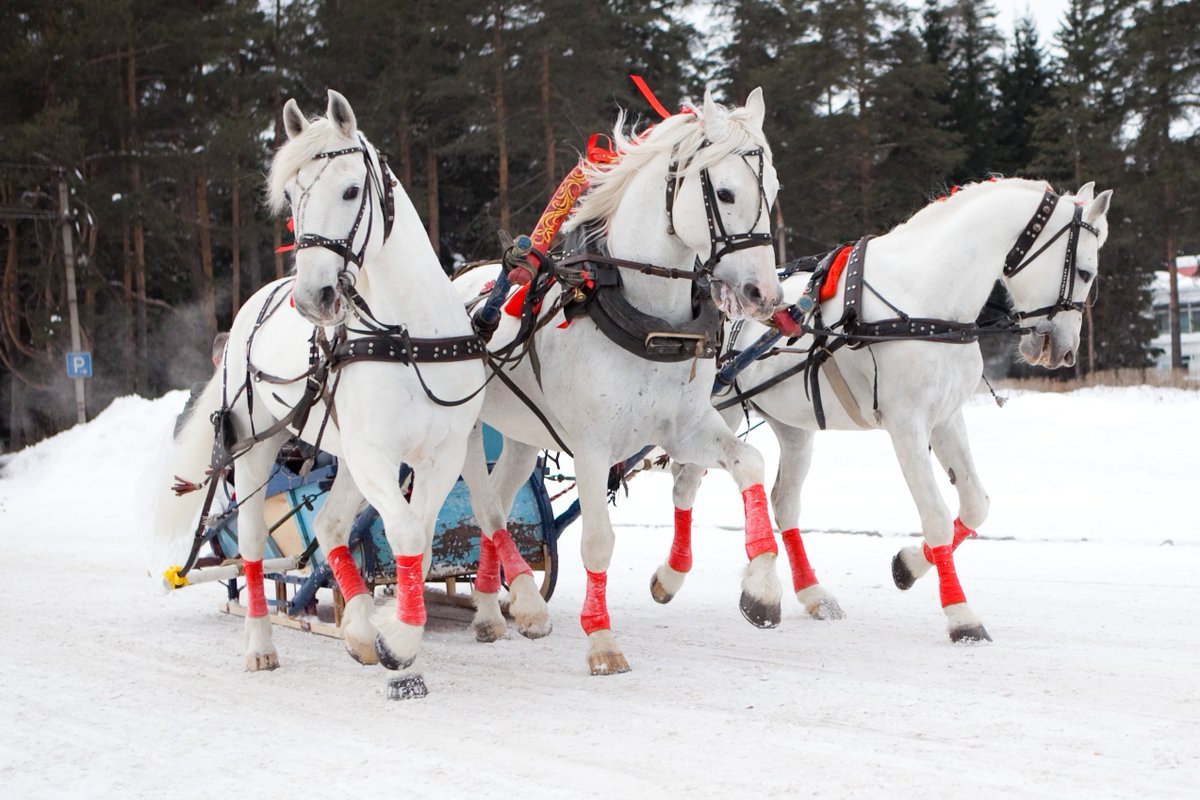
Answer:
top-left (455, 90), bottom-right (785, 674)
top-left (670, 178), bottom-right (1113, 639)
top-left (152, 92), bottom-right (485, 679)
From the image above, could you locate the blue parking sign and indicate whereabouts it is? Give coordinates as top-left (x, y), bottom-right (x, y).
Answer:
top-left (66, 352), bottom-right (92, 379)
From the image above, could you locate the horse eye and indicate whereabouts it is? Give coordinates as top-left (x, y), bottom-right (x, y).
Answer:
top-left (716, 188), bottom-right (735, 204)
top-left (1079, 269), bottom-right (1094, 283)
top-left (343, 185), bottom-right (360, 201)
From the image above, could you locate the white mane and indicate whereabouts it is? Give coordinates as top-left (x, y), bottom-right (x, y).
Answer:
top-left (267, 117), bottom-right (364, 215)
top-left (564, 101), bottom-right (771, 233)
top-left (888, 178), bottom-right (1051, 236)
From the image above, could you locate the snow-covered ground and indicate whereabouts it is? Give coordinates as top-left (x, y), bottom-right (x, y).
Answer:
top-left (0, 387), bottom-right (1197, 798)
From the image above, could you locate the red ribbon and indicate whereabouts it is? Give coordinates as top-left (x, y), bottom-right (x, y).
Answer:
top-left (276, 217), bottom-right (296, 254)
top-left (630, 74), bottom-right (672, 121)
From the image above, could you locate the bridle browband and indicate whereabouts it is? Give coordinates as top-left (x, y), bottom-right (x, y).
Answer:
top-left (1003, 186), bottom-right (1101, 321)
top-left (291, 134), bottom-right (396, 280)
top-left (664, 143), bottom-right (774, 278)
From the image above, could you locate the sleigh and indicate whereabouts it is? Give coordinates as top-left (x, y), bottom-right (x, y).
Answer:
top-left (181, 426), bottom-right (580, 638)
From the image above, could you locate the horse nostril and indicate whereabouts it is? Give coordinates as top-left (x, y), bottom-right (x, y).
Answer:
top-left (1063, 350), bottom-right (1076, 368)
top-left (319, 285), bottom-right (336, 310)
top-left (743, 283), bottom-right (763, 306)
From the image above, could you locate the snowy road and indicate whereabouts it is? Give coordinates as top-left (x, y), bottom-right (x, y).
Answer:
top-left (1, 388), bottom-right (1197, 798)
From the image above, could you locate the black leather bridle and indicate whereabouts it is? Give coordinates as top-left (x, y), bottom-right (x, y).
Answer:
top-left (664, 144), bottom-right (774, 280)
top-left (290, 134), bottom-right (396, 290)
top-left (1003, 187), bottom-right (1101, 321)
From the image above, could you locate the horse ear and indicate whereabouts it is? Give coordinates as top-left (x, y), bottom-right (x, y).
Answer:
top-left (1086, 189), bottom-right (1112, 224)
top-left (702, 87), bottom-right (728, 140)
top-left (283, 99), bottom-right (308, 140)
top-left (744, 87), bottom-right (765, 130)
top-left (1075, 181), bottom-right (1095, 203)
top-left (326, 90), bottom-right (357, 138)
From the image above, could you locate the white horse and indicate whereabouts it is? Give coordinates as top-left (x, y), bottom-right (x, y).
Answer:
top-left (454, 89), bottom-right (786, 675)
top-left (662, 178), bottom-right (1113, 642)
top-left (153, 92), bottom-right (488, 696)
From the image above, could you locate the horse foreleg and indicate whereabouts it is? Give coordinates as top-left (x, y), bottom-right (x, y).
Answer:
top-left (888, 422), bottom-right (990, 643)
top-left (892, 410), bottom-right (988, 592)
top-left (460, 426), bottom-right (550, 642)
top-left (650, 461), bottom-right (707, 604)
top-left (231, 431), bottom-right (291, 671)
top-left (573, 454), bottom-right (630, 675)
top-left (309, 471), bottom-right (377, 665)
top-left (667, 416), bottom-right (782, 629)
top-left (765, 418), bottom-right (843, 620)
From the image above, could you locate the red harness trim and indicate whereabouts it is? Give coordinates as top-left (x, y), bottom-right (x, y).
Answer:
top-left (242, 559), bottom-right (268, 618)
top-left (580, 569), bottom-right (611, 634)
top-left (819, 245), bottom-right (854, 302)
top-left (394, 554), bottom-right (426, 626)
top-left (780, 529), bottom-right (818, 591)
top-left (475, 534), bottom-right (500, 594)
top-left (326, 545), bottom-right (368, 601)
top-left (631, 75), bottom-right (672, 121)
top-left (742, 484), bottom-right (778, 560)
top-left (668, 507), bottom-right (693, 573)
top-left (275, 217), bottom-right (296, 254)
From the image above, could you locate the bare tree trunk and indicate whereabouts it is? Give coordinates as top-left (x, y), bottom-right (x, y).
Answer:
top-left (426, 144), bottom-right (440, 258)
top-left (774, 200), bottom-right (786, 265)
top-left (127, 42), bottom-right (148, 391)
top-left (230, 166), bottom-right (241, 318)
top-left (197, 170), bottom-right (217, 341)
top-left (854, 2), bottom-right (872, 230)
top-left (491, 3), bottom-right (510, 232)
top-left (540, 46), bottom-right (555, 191)
top-left (398, 96), bottom-right (413, 188)
top-left (272, 0), bottom-right (285, 281)
top-left (122, 222), bottom-right (134, 385)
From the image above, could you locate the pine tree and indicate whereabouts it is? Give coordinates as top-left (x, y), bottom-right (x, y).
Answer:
top-left (994, 15), bottom-right (1052, 176)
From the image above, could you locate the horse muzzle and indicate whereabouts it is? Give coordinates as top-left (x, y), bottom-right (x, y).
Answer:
top-left (294, 283), bottom-right (347, 327)
top-left (710, 278), bottom-right (783, 321)
top-left (1019, 322), bottom-right (1079, 369)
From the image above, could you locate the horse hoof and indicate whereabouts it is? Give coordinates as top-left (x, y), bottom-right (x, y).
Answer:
top-left (245, 651), bottom-right (280, 671)
top-left (588, 651), bottom-right (631, 676)
top-left (517, 616), bottom-right (552, 640)
top-left (807, 597), bottom-right (846, 621)
top-left (387, 674), bottom-right (429, 700)
top-left (650, 573), bottom-right (675, 604)
top-left (740, 591), bottom-right (781, 629)
top-left (472, 618), bottom-right (506, 643)
top-left (892, 551), bottom-right (917, 591)
top-left (344, 637), bottom-right (380, 666)
top-left (375, 635), bottom-right (416, 671)
top-left (950, 624), bottom-right (992, 643)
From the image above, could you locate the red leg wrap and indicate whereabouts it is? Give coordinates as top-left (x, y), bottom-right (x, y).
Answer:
top-left (929, 544), bottom-right (967, 607)
top-left (922, 517), bottom-right (978, 563)
top-left (475, 534), bottom-right (501, 594)
top-left (325, 545), bottom-right (368, 601)
top-left (242, 559), bottom-right (267, 618)
top-left (394, 554), bottom-right (426, 626)
top-left (492, 529), bottom-right (533, 582)
top-left (742, 484), bottom-right (778, 560)
top-left (667, 507), bottom-right (693, 573)
top-left (580, 569), bottom-right (611, 635)
top-left (780, 529), bottom-right (819, 591)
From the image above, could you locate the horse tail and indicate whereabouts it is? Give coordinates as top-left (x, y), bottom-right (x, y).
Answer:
top-left (148, 371), bottom-right (225, 556)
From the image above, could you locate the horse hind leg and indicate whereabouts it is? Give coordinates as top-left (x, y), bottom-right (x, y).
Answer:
top-left (308, 470), bottom-right (378, 665)
top-left (887, 422), bottom-right (990, 643)
top-left (891, 410), bottom-right (987, 593)
top-left (459, 426), bottom-right (551, 642)
top-left (651, 461), bottom-right (707, 604)
top-left (765, 418), bottom-right (844, 620)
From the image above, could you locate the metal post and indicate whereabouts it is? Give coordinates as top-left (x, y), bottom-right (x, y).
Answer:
top-left (58, 169), bottom-right (86, 424)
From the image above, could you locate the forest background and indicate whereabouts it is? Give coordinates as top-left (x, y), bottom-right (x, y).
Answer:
top-left (1, 0), bottom-right (1196, 447)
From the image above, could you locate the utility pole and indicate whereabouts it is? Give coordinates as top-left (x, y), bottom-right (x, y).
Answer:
top-left (58, 169), bottom-right (87, 424)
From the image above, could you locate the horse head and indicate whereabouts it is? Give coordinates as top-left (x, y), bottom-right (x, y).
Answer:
top-left (1005, 181), bottom-right (1113, 369)
top-left (269, 90), bottom-right (392, 327)
top-left (566, 88), bottom-right (783, 321)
